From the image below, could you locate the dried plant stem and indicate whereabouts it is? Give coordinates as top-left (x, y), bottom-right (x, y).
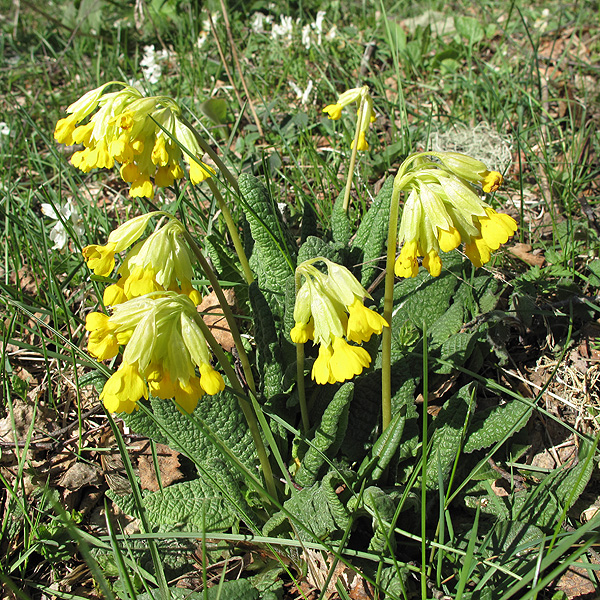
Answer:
top-left (217, 0), bottom-right (264, 138)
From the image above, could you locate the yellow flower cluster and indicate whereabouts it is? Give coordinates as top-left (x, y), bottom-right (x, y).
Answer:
top-left (291, 258), bottom-right (388, 384)
top-left (82, 212), bottom-right (201, 307)
top-left (323, 85), bottom-right (376, 151)
top-left (86, 293), bottom-right (224, 414)
top-left (54, 82), bottom-right (215, 199)
top-left (394, 151), bottom-right (517, 278)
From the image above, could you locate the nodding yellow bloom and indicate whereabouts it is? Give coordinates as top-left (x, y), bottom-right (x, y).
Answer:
top-left (394, 151), bottom-right (517, 278)
top-left (322, 85), bottom-right (376, 151)
top-left (87, 292), bottom-right (225, 414)
top-left (83, 213), bottom-right (201, 307)
top-left (291, 257), bottom-right (388, 384)
top-left (54, 82), bottom-right (216, 198)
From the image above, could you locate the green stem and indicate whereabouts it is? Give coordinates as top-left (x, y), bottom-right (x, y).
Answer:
top-left (294, 270), bottom-right (309, 433)
top-left (342, 95), bottom-right (366, 213)
top-left (182, 230), bottom-right (257, 396)
top-left (206, 178), bottom-right (254, 285)
top-left (421, 321), bottom-right (429, 600)
top-left (193, 315), bottom-right (278, 502)
top-left (381, 153), bottom-right (425, 429)
top-left (381, 182), bottom-right (403, 432)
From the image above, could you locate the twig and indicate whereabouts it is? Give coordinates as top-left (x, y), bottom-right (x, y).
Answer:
top-left (206, 12), bottom-right (244, 112)
top-left (0, 405), bottom-right (103, 450)
top-left (217, 0), bottom-right (264, 138)
top-left (487, 457), bottom-right (527, 491)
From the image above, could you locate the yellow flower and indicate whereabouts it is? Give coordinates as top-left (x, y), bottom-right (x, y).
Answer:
top-left (100, 362), bottom-right (148, 414)
top-left (85, 312), bottom-right (122, 361)
top-left (90, 292), bottom-right (225, 414)
top-left (292, 257), bottom-right (388, 384)
top-left (83, 212), bottom-right (155, 276)
top-left (322, 85), bottom-right (376, 151)
top-left (54, 82), bottom-right (216, 198)
top-left (346, 298), bottom-right (387, 343)
top-left (394, 152), bottom-right (517, 278)
top-left (84, 213), bottom-right (200, 307)
top-left (323, 104), bottom-right (343, 120)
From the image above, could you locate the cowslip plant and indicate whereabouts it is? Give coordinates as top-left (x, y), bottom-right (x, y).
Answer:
top-left (56, 77), bottom-right (600, 600)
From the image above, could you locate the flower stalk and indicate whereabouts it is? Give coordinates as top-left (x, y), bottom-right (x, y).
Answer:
top-left (381, 182), bottom-right (402, 431)
top-left (181, 229), bottom-right (257, 396)
top-left (192, 313), bottom-right (278, 502)
top-left (206, 178), bottom-right (254, 285)
top-left (341, 93), bottom-right (367, 213)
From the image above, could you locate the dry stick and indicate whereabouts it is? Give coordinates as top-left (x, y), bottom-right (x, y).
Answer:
top-left (182, 230), bottom-right (257, 397)
top-left (217, 0), bottom-right (264, 138)
top-left (206, 12), bottom-right (244, 113)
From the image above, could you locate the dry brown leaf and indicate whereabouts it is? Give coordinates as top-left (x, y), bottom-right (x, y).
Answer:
top-left (138, 442), bottom-right (183, 492)
top-left (508, 243), bottom-right (546, 267)
top-left (58, 462), bottom-right (103, 491)
top-left (198, 289), bottom-right (236, 351)
top-left (554, 559), bottom-right (599, 599)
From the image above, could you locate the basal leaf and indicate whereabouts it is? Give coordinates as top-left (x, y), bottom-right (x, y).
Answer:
top-left (463, 398), bottom-right (532, 454)
top-left (263, 471), bottom-right (353, 541)
top-left (128, 393), bottom-right (258, 471)
top-left (426, 383), bottom-right (476, 490)
top-left (331, 187), bottom-right (352, 246)
top-left (142, 473), bottom-right (238, 531)
top-left (239, 174), bottom-right (296, 307)
top-left (249, 282), bottom-right (285, 398)
top-left (295, 382), bottom-right (354, 487)
top-left (352, 176), bottom-right (394, 287)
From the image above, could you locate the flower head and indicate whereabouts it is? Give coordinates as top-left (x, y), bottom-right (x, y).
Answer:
top-left (54, 82), bottom-right (215, 198)
top-left (82, 212), bottom-right (201, 306)
top-left (87, 292), bottom-right (224, 414)
top-left (323, 85), bottom-right (376, 151)
top-left (291, 258), bottom-right (388, 384)
top-left (394, 152), bottom-right (517, 278)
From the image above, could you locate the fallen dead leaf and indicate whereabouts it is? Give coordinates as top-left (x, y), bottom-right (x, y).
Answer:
top-left (138, 442), bottom-right (183, 492)
top-left (198, 289), bottom-right (236, 351)
top-left (508, 243), bottom-right (546, 267)
top-left (58, 462), bottom-right (103, 491)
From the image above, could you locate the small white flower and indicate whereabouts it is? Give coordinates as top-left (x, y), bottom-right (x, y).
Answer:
top-left (41, 200), bottom-right (85, 251)
top-left (0, 122), bottom-right (10, 136)
top-left (140, 44), bottom-right (170, 85)
top-left (290, 79), bottom-right (314, 105)
top-left (313, 11), bottom-right (326, 45)
top-left (197, 32), bottom-right (209, 48)
top-left (272, 15), bottom-right (294, 39)
top-left (250, 12), bottom-right (267, 33)
top-left (326, 25), bottom-right (337, 41)
top-left (301, 24), bottom-right (311, 49)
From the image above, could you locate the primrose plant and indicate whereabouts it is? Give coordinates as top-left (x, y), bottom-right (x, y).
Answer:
top-left (54, 80), bottom-right (520, 586)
